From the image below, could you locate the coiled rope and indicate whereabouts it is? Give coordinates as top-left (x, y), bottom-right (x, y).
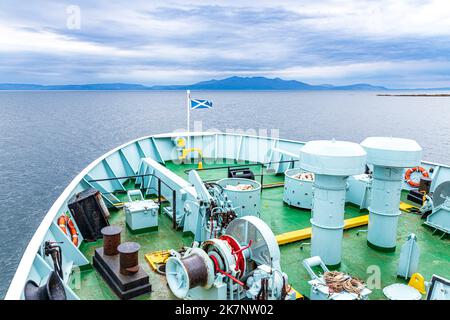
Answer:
top-left (322, 271), bottom-right (365, 296)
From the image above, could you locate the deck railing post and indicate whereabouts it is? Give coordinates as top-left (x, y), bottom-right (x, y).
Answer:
top-left (260, 164), bottom-right (264, 193)
top-left (158, 178), bottom-right (162, 215)
top-left (140, 174), bottom-right (145, 198)
top-left (172, 190), bottom-right (177, 229)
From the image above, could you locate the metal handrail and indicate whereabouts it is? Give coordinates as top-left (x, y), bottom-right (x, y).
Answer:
top-left (182, 159), bottom-right (299, 174)
top-left (182, 159), bottom-right (298, 192)
top-left (88, 173), bottom-right (178, 229)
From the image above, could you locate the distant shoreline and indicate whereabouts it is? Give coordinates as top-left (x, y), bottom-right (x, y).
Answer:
top-left (377, 94), bottom-right (450, 97)
top-left (1, 77), bottom-right (450, 91)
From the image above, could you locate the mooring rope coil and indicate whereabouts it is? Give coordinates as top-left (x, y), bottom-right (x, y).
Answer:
top-left (322, 271), bottom-right (365, 296)
top-left (182, 254), bottom-right (209, 289)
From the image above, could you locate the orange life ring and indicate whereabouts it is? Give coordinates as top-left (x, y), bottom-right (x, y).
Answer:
top-left (57, 215), bottom-right (68, 235)
top-left (405, 166), bottom-right (429, 187)
top-left (57, 214), bottom-right (79, 246)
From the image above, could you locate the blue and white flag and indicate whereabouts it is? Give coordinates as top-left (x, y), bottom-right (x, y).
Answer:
top-left (190, 98), bottom-right (213, 109)
top-left (185, 91), bottom-right (213, 135)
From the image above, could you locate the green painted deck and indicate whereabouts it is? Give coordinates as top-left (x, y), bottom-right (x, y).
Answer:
top-left (70, 160), bottom-right (450, 300)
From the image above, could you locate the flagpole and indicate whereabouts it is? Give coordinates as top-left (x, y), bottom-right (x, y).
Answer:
top-left (186, 90), bottom-right (190, 149)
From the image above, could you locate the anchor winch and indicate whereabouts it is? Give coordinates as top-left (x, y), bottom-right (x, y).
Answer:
top-left (165, 216), bottom-right (295, 300)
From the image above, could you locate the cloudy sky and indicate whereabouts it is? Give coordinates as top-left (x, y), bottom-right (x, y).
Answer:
top-left (1, 0), bottom-right (450, 88)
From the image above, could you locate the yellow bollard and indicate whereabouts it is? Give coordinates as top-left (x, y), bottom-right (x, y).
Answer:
top-left (408, 273), bottom-right (426, 294)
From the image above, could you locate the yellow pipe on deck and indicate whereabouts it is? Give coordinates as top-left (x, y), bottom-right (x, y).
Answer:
top-left (179, 148), bottom-right (203, 170)
top-left (276, 214), bottom-right (369, 245)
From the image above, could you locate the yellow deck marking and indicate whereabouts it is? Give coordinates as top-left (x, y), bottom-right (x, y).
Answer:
top-left (399, 201), bottom-right (419, 212)
top-left (276, 215), bottom-right (369, 245)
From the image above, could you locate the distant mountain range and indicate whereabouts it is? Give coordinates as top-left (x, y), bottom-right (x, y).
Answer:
top-left (0, 76), bottom-right (448, 91)
top-left (150, 77), bottom-right (389, 91)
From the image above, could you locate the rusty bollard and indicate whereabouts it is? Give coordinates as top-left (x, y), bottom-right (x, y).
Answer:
top-left (101, 226), bottom-right (122, 256)
top-left (118, 242), bottom-right (140, 275)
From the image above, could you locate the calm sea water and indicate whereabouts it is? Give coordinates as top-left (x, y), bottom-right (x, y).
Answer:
top-left (1, 90), bottom-right (449, 297)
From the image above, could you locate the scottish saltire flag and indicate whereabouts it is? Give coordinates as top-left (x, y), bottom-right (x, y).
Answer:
top-left (190, 98), bottom-right (213, 109)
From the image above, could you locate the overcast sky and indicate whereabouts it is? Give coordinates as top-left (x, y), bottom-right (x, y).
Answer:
top-left (1, 0), bottom-right (450, 88)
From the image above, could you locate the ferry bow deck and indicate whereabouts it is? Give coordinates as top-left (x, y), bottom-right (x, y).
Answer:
top-left (6, 132), bottom-right (450, 300)
top-left (69, 160), bottom-right (449, 300)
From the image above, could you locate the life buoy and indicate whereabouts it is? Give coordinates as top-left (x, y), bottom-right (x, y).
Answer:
top-left (57, 214), bottom-right (79, 246)
top-left (405, 166), bottom-right (429, 187)
top-left (57, 215), bottom-right (68, 235)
